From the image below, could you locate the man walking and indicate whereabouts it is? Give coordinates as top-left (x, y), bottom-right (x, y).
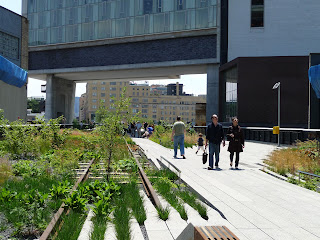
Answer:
top-left (205, 114), bottom-right (225, 169)
top-left (171, 116), bottom-right (186, 159)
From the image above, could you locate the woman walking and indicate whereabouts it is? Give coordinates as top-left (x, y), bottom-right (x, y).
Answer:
top-left (227, 117), bottom-right (244, 169)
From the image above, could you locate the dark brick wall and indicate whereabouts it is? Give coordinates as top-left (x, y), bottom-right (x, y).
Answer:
top-left (29, 35), bottom-right (217, 70)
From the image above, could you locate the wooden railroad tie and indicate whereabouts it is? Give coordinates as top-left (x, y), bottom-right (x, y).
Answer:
top-left (195, 226), bottom-right (239, 240)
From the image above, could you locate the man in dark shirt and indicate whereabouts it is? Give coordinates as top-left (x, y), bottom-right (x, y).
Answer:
top-left (205, 114), bottom-right (225, 169)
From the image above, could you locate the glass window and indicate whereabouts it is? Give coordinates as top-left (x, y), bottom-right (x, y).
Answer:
top-left (66, 7), bottom-right (79, 25)
top-left (101, 93), bottom-right (106, 97)
top-left (251, 0), bottom-right (264, 27)
top-left (101, 87), bottom-right (106, 90)
top-left (0, 31), bottom-right (19, 60)
top-left (110, 87), bottom-right (117, 91)
top-left (176, 0), bottom-right (185, 11)
top-left (143, 0), bottom-right (153, 14)
top-left (92, 105), bottom-right (97, 109)
top-left (82, 4), bottom-right (94, 23)
top-left (92, 92), bottom-right (97, 96)
top-left (92, 99), bottom-right (97, 103)
top-left (66, 24), bottom-right (79, 42)
top-left (223, 66), bottom-right (238, 122)
top-left (92, 87), bottom-right (97, 90)
top-left (110, 82), bottom-right (117, 85)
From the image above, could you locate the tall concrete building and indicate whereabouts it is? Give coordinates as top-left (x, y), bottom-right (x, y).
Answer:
top-left (219, 0), bottom-right (320, 127)
top-left (23, 0), bottom-right (220, 124)
top-left (0, 6), bottom-right (29, 122)
top-left (85, 81), bottom-right (206, 124)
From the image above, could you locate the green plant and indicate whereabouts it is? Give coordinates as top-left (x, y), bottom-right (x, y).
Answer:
top-left (153, 177), bottom-right (188, 220)
top-left (63, 191), bottom-right (88, 213)
top-left (123, 180), bottom-right (146, 225)
top-left (90, 217), bottom-right (107, 240)
top-left (113, 158), bottom-right (138, 173)
top-left (113, 197), bottom-right (131, 240)
top-left (95, 89), bottom-right (133, 181)
top-left (50, 180), bottom-right (72, 200)
top-left (156, 206), bottom-right (170, 221)
top-left (177, 190), bottom-right (208, 220)
top-left (55, 211), bottom-right (86, 240)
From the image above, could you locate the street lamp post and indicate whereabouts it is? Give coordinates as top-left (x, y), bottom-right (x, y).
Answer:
top-left (273, 82), bottom-right (281, 147)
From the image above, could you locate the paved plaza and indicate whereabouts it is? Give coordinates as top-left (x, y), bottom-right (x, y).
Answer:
top-left (134, 138), bottom-right (320, 240)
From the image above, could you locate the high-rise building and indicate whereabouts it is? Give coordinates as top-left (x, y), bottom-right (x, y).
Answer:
top-left (0, 6), bottom-right (29, 122)
top-left (84, 81), bottom-right (206, 124)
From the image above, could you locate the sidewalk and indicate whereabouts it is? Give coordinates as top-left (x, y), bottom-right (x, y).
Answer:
top-left (134, 138), bottom-right (320, 240)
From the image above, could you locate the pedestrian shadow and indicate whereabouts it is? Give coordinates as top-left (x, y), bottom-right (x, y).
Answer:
top-left (203, 167), bottom-right (223, 171)
top-left (229, 168), bottom-right (245, 171)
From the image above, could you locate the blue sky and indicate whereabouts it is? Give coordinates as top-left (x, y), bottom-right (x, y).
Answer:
top-left (0, 0), bottom-right (207, 97)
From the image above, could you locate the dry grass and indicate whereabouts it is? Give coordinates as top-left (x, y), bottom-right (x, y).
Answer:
top-left (0, 157), bottom-right (12, 185)
top-left (264, 140), bottom-right (320, 176)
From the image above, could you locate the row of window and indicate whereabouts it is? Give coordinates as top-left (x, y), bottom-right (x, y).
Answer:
top-left (28, 0), bottom-right (213, 15)
top-left (92, 87), bottom-right (118, 90)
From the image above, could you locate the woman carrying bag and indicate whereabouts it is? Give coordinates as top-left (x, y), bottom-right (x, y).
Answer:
top-left (227, 117), bottom-right (244, 169)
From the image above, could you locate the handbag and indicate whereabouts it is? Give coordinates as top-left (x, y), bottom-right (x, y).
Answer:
top-left (202, 149), bottom-right (208, 164)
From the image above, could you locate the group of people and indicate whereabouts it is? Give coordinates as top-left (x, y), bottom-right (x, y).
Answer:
top-left (129, 121), bottom-right (154, 138)
top-left (171, 114), bottom-right (244, 170)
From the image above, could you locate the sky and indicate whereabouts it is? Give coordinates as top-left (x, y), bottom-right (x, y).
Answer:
top-left (0, 0), bottom-right (207, 98)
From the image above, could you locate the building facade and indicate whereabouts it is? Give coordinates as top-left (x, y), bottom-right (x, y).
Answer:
top-left (23, 0), bottom-right (220, 124)
top-left (0, 6), bottom-right (29, 122)
top-left (84, 81), bottom-right (206, 124)
top-left (219, 0), bottom-right (320, 128)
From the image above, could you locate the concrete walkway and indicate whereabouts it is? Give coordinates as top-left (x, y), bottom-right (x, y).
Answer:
top-left (133, 138), bottom-right (320, 240)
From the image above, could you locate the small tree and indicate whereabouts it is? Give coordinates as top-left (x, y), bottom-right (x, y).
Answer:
top-left (95, 89), bottom-right (133, 181)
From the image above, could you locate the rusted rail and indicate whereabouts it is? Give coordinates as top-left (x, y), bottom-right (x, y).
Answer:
top-left (125, 139), bottom-right (162, 209)
top-left (39, 158), bottom-right (95, 240)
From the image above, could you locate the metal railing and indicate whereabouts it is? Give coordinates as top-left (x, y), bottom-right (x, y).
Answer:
top-left (193, 126), bottom-right (320, 145)
top-left (298, 170), bottom-right (320, 183)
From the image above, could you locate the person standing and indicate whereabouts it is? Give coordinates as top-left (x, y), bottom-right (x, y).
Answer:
top-left (227, 117), bottom-right (244, 169)
top-left (205, 114), bottom-right (225, 169)
top-left (136, 121), bottom-right (142, 138)
top-left (171, 116), bottom-right (186, 159)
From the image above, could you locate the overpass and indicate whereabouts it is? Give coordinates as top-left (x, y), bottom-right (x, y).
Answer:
top-left (22, 0), bottom-right (221, 123)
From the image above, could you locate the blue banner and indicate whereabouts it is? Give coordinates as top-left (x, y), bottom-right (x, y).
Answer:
top-left (0, 55), bottom-right (27, 88)
top-left (309, 64), bottom-right (320, 99)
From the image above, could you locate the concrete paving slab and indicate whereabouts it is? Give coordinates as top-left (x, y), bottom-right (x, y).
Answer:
top-left (134, 138), bottom-right (320, 240)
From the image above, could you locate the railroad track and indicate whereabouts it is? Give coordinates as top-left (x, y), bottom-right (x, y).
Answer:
top-left (39, 141), bottom-right (160, 240)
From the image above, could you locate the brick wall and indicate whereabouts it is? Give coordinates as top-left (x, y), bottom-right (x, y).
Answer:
top-left (29, 35), bottom-right (217, 70)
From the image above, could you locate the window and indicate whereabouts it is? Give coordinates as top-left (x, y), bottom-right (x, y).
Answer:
top-left (133, 109), bottom-right (139, 113)
top-left (143, 0), bottom-right (153, 14)
top-left (142, 109), bottom-right (148, 113)
top-left (101, 87), bottom-right (106, 91)
top-left (92, 87), bottom-right (97, 90)
top-left (251, 0), bottom-right (264, 27)
top-left (101, 93), bottom-right (106, 97)
top-left (152, 115), bottom-right (157, 119)
top-left (92, 105), bottom-right (97, 109)
top-left (92, 99), bottom-right (97, 103)
top-left (143, 99), bottom-right (148, 103)
top-left (110, 82), bottom-right (116, 85)
top-left (153, 99), bottom-right (157, 102)
top-left (110, 94), bottom-right (116, 98)
top-left (156, 0), bottom-right (162, 13)
top-left (101, 82), bottom-right (106, 85)
top-left (176, 0), bottom-right (185, 10)
top-left (0, 31), bottom-right (19, 60)
top-left (110, 87), bottom-right (116, 91)
top-left (92, 92), bottom-right (97, 96)
top-left (142, 105), bottom-right (148, 108)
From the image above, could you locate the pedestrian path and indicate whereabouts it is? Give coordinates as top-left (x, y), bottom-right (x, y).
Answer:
top-left (133, 138), bottom-right (320, 240)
